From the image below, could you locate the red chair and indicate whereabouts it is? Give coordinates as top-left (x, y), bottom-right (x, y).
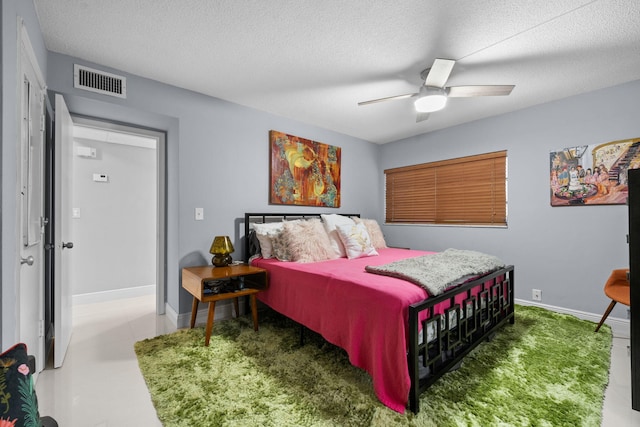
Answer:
top-left (595, 268), bottom-right (630, 332)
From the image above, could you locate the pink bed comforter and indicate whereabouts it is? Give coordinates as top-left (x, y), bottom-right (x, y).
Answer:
top-left (252, 247), bottom-right (438, 413)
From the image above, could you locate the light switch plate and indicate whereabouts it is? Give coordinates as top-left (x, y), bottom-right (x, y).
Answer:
top-left (195, 207), bottom-right (204, 220)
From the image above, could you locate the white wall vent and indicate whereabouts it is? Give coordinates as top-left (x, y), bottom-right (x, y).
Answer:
top-left (74, 64), bottom-right (126, 98)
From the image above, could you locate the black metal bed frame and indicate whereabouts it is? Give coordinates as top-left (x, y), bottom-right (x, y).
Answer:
top-left (243, 212), bottom-right (515, 414)
top-left (407, 265), bottom-right (514, 413)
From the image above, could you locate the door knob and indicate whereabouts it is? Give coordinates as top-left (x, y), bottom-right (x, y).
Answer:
top-left (20, 256), bottom-right (34, 266)
top-left (62, 242), bottom-right (74, 249)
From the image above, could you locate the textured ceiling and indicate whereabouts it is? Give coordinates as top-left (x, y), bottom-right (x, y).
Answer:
top-left (34, 0), bottom-right (640, 144)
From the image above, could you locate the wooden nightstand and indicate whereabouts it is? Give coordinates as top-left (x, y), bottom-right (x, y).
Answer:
top-left (181, 265), bottom-right (268, 346)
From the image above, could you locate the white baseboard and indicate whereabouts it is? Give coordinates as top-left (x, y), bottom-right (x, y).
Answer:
top-left (515, 299), bottom-right (630, 339)
top-left (72, 284), bottom-right (156, 305)
top-left (164, 302), bottom-right (179, 328)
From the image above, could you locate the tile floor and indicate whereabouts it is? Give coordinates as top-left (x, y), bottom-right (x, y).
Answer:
top-left (35, 295), bottom-right (175, 426)
top-left (35, 295), bottom-right (640, 426)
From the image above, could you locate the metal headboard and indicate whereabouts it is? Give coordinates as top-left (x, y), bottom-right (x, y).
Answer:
top-left (243, 212), bottom-right (360, 262)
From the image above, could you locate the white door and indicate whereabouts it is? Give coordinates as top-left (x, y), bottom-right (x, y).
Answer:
top-left (18, 23), bottom-right (45, 375)
top-left (53, 94), bottom-right (74, 368)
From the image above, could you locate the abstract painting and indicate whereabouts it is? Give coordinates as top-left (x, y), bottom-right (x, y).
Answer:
top-left (269, 130), bottom-right (341, 207)
top-left (550, 138), bottom-right (640, 206)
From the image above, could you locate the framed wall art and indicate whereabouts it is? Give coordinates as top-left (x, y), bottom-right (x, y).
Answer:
top-left (269, 130), bottom-right (341, 207)
top-left (550, 137), bottom-right (640, 206)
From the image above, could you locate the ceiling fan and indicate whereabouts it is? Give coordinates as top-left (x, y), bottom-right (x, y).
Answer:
top-left (358, 58), bottom-right (515, 122)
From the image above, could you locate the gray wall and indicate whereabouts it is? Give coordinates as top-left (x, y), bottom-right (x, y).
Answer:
top-left (71, 139), bottom-right (156, 295)
top-left (380, 80), bottom-right (640, 319)
top-left (46, 51), bottom-right (381, 316)
top-left (1, 0), bottom-right (49, 348)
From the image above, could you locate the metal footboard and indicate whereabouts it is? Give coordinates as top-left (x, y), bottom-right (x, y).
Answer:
top-left (407, 265), bottom-right (515, 413)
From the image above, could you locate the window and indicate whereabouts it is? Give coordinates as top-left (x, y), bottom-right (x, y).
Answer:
top-left (385, 151), bottom-right (507, 226)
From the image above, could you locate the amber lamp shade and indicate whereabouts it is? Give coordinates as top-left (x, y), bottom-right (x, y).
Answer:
top-left (210, 236), bottom-right (234, 267)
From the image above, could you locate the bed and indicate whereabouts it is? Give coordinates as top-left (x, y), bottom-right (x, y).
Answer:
top-left (243, 212), bottom-right (514, 414)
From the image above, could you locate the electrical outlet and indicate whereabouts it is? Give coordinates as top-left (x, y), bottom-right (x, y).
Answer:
top-left (532, 289), bottom-right (542, 301)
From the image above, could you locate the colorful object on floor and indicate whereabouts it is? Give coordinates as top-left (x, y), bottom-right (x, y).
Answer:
top-left (0, 343), bottom-right (41, 427)
top-left (134, 305), bottom-right (612, 426)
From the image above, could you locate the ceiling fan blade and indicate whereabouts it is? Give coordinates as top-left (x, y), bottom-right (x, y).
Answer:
top-left (358, 92), bottom-right (418, 106)
top-left (416, 112), bottom-right (430, 123)
top-left (424, 58), bottom-right (455, 88)
top-left (447, 85), bottom-right (515, 97)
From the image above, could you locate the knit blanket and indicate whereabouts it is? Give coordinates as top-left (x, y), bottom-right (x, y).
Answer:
top-left (365, 248), bottom-right (505, 296)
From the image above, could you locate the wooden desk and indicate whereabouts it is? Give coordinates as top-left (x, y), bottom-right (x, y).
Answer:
top-left (181, 265), bottom-right (268, 346)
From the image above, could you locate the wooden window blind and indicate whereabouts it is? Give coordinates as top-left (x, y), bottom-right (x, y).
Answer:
top-left (385, 151), bottom-right (507, 226)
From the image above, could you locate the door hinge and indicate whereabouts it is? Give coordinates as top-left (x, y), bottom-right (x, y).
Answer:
top-left (40, 114), bottom-right (46, 132)
top-left (38, 320), bottom-right (44, 338)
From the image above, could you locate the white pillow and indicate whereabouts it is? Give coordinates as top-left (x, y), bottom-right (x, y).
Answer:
top-left (251, 222), bottom-right (283, 259)
top-left (321, 214), bottom-right (355, 257)
top-left (353, 218), bottom-right (387, 249)
top-left (335, 222), bottom-right (379, 259)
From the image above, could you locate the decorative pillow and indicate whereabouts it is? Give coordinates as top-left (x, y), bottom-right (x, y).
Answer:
top-left (335, 222), bottom-right (379, 259)
top-left (0, 343), bottom-right (41, 427)
top-left (283, 218), bottom-right (338, 263)
top-left (270, 231), bottom-right (292, 261)
top-left (321, 214), bottom-right (355, 257)
top-left (251, 222), bottom-right (284, 259)
top-left (354, 218), bottom-right (387, 249)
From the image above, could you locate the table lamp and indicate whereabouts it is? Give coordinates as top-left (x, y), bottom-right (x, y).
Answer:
top-left (210, 235), bottom-right (234, 267)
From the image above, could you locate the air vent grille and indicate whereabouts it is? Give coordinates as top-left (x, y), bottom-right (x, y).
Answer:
top-left (74, 64), bottom-right (126, 98)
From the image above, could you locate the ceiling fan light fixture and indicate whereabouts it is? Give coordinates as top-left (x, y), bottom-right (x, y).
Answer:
top-left (414, 86), bottom-right (447, 113)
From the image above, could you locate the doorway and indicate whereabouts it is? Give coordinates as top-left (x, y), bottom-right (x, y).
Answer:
top-left (43, 113), bottom-right (167, 366)
top-left (67, 117), bottom-right (166, 313)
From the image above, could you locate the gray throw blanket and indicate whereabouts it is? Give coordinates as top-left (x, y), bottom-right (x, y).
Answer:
top-left (365, 248), bottom-right (505, 296)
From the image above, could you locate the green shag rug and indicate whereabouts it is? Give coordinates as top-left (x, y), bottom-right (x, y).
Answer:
top-left (134, 305), bottom-right (612, 427)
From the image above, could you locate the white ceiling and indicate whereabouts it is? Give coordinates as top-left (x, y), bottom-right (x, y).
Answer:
top-left (34, 0), bottom-right (640, 144)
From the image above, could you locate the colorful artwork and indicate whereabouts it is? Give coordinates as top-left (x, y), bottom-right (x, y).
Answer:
top-left (550, 138), bottom-right (640, 206)
top-left (269, 130), bottom-right (341, 207)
